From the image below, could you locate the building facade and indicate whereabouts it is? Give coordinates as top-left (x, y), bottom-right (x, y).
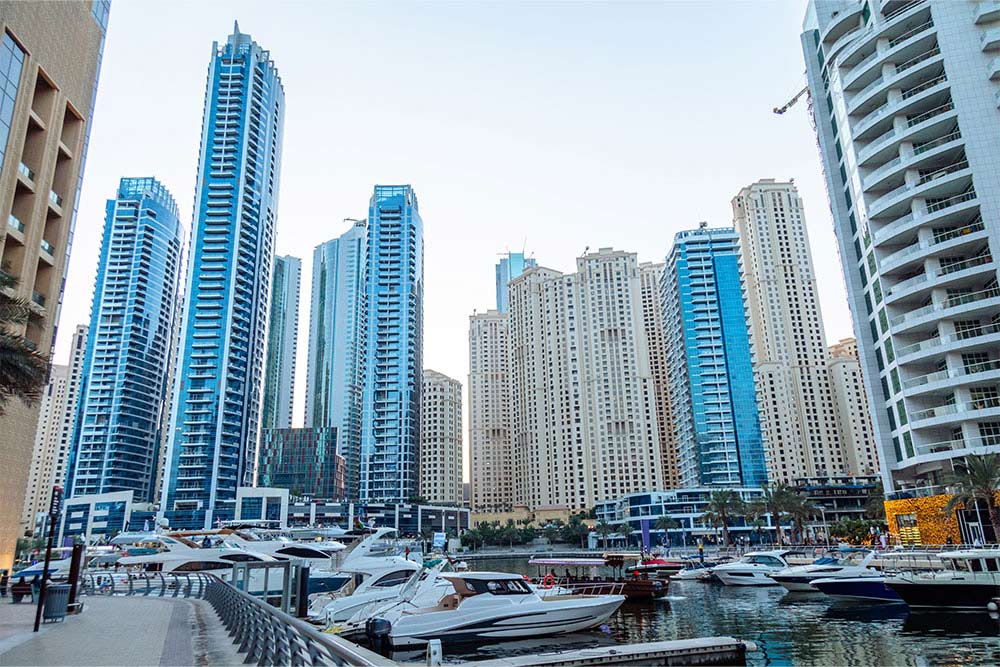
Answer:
top-left (304, 220), bottom-right (367, 499)
top-left (639, 261), bottom-right (679, 488)
top-left (663, 224), bottom-right (767, 488)
top-left (420, 369), bottom-right (462, 505)
top-left (66, 178), bottom-right (183, 503)
top-left (162, 25), bottom-right (285, 528)
top-left (495, 251), bottom-right (536, 313)
top-left (733, 179), bottom-right (845, 482)
top-left (468, 310), bottom-right (514, 512)
top-left (262, 255), bottom-right (300, 431)
top-left (508, 249), bottom-right (664, 511)
top-left (0, 0), bottom-right (109, 572)
top-left (803, 0), bottom-right (1000, 493)
top-left (360, 186), bottom-right (423, 503)
top-left (829, 337), bottom-right (881, 474)
top-left (258, 428), bottom-right (345, 500)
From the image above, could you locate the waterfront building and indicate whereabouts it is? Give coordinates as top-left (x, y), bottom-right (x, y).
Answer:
top-left (639, 261), bottom-right (679, 488)
top-left (21, 325), bottom-right (87, 536)
top-left (468, 310), bottom-right (514, 512)
top-left (420, 370), bottom-right (462, 505)
top-left (495, 251), bottom-right (536, 313)
top-left (793, 474), bottom-right (880, 527)
top-left (359, 186), bottom-right (423, 503)
top-left (262, 255), bottom-right (300, 431)
top-left (58, 490), bottom-right (155, 546)
top-left (304, 219), bottom-right (367, 498)
top-left (258, 428), bottom-right (345, 500)
top-left (733, 179), bottom-right (846, 482)
top-left (663, 224), bottom-right (768, 488)
top-left (0, 0), bottom-right (109, 572)
top-left (508, 249), bottom-right (663, 511)
top-left (66, 178), bottom-right (183, 503)
top-left (829, 337), bottom-right (880, 475)
top-left (802, 0), bottom-right (1000, 495)
top-left (162, 25), bottom-right (285, 529)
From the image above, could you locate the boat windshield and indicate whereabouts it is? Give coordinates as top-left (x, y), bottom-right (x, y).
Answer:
top-left (468, 578), bottom-right (533, 595)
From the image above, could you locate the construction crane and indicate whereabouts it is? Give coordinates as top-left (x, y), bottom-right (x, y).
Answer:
top-left (774, 85), bottom-right (809, 115)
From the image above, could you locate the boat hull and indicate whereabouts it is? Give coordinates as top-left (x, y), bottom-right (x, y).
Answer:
top-left (714, 569), bottom-right (780, 586)
top-left (769, 576), bottom-right (820, 592)
top-left (811, 577), bottom-right (901, 602)
top-left (886, 579), bottom-right (1000, 609)
top-left (387, 596), bottom-right (625, 648)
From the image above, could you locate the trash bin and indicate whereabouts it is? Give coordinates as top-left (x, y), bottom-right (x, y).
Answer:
top-left (43, 584), bottom-right (71, 623)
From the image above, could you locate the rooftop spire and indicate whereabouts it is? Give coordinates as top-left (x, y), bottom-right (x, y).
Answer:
top-left (233, 19), bottom-right (240, 35)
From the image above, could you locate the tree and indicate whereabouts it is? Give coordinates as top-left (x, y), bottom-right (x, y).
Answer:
top-left (655, 516), bottom-right (678, 546)
top-left (865, 480), bottom-right (887, 522)
top-left (619, 523), bottom-right (634, 548)
top-left (595, 519), bottom-right (613, 550)
top-left (830, 518), bottom-right (884, 545)
top-left (752, 483), bottom-right (796, 545)
top-left (786, 494), bottom-right (822, 544)
top-left (943, 453), bottom-right (1000, 542)
top-left (701, 490), bottom-right (744, 546)
top-left (0, 271), bottom-right (50, 414)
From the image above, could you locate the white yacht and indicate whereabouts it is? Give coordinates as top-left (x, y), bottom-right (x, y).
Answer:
top-left (768, 551), bottom-right (879, 592)
top-left (367, 571), bottom-right (625, 649)
top-left (885, 548), bottom-right (1000, 609)
top-left (712, 550), bottom-right (793, 586)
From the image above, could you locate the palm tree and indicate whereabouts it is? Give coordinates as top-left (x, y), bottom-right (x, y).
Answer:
top-left (786, 494), bottom-right (822, 544)
top-left (943, 453), bottom-right (1000, 542)
top-left (0, 271), bottom-right (49, 413)
top-left (701, 490), bottom-right (744, 546)
top-left (865, 480), bottom-right (886, 521)
top-left (619, 523), bottom-right (634, 548)
top-left (595, 519), bottom-right (613, 550)
top-left (655, 516), bottom-right (678, 546)
top-left (754, 483), bottom-right (795, 545)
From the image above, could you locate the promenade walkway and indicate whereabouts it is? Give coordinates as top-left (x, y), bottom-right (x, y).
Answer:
top-left (0, 596), bottom-right (244, 666)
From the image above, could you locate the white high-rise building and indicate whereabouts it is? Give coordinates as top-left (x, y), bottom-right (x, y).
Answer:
top-left (803, 0), bottom-right (1000, 493)
top-left (508, 249), bottom-right (663, 511)
top-left (469, 310), bottom-right (514, 512)
top-left (420, 370), bottom-right (463, 505)
top-left (733, 179), bottom-right (847, 482)
top-left (21, 325), bottom-right (87, 535)
top-left (639, 262), bottom-right (679, 488)
top-left (829, 337), bottom-right (881, 475)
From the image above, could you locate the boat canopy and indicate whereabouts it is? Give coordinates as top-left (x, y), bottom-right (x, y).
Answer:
top-left (527, 558), bottom-right (605, 567)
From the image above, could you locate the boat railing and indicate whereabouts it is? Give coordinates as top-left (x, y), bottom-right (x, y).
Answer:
top-left (543, 579), bottom-right (626, 597)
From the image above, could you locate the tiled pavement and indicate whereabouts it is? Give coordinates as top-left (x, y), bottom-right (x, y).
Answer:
top-left (0, 596), bottom-right (244, 666)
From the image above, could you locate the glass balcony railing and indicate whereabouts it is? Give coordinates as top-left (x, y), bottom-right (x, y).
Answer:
top-left (889, 19), bottom-right (935, 48)
top-left (937, 252), bottom-right (992, 277)
top-left (18, 162), bottom-right (35, 182)
top-left (884, 0), bottom-right (928, 22)
top-left (48, 191), bottom-right (63, 208)
top-left (904, 358), bottom-right (1000, 390)
top-left (901, 73), bottom-right (946, 101)
top-left (40, 239), bottom-right (55, 256)
top-left (891, 285), bottom-right (1000, 327)
top-left (912, 128), bottom-right (962, 156)
top-left (907, 100), bottom-right (953, 128)
top-left (7, 214), bottom-right (24, 233)
top-left (917, 159), bottom-right (969, 185)
top-left (882, 219), bottom-right (985, 270)
top-left (897, 46), bottom-right (941, 75)
top-left (932, 218), bottom-right (984, 244)
top-left (926, 188), bottom-right (976, 213)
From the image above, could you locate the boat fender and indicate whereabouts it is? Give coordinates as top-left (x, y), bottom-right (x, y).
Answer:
top-left (988, 601), bottom-right (999, 612)
top-left (653, 580), bottom-right (663, 590)
top-left (365, 617), bottom-right (392, 653)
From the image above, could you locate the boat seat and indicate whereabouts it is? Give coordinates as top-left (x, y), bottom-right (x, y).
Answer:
top-left (439, 593), bottom-right (461, 610)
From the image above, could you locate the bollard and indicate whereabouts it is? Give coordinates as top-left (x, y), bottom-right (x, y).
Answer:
top-left (296, 564), bottom-right (310, 618)
top-left (426, 639), bottom-right (443, 667)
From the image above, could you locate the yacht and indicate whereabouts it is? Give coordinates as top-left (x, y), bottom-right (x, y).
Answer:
top-left (669, 556), bottom-right (732, 581)
top-left (810, 575), bottom-right (902, 603)
top-left (712, 550), bottom-right (793, 586)
top-left (885, 548), bottom-right (1000, 609)
top-left (768, 551), bottom-right (879, 592)
top-left (367, 571), bottom-right (625, 648)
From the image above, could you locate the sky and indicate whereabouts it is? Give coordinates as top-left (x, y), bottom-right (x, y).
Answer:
top-left (58, 0), bottom-right (856, 480)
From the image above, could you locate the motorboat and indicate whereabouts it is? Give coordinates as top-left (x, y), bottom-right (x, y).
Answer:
top-left (811, 576), bottom-right (902, 603)
top-left (317, 561), bottom-right (448, 624)
top-left (669, 555), bottom-right (732, 581)
top-left (885, 548), bottom-right (1000, 609)
top-left (366, 571), bottom-right (625, 648)
top-left (712, 550), bottom-right (793, 586)
top-left (634, 557), bottom-right (685, 577)
top-left (768, 551), bottom-right (879, 592)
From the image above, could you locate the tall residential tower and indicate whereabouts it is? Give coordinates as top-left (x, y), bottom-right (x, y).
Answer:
top-left (262, 255), bottom-right (300, 431)
top-left (495, 251), bottom-right (536, 313)
top-left (420, 370), bottom-right (463, 505)
top-left (162, 25), bottom-right (285, 528)
top-left (468, 310), bottom-right (513, 512)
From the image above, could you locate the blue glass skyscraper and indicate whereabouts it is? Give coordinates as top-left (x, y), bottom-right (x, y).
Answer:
top-left (305, 220), bottom-right (367, 499)
top-left (262, 255), bottom-right (300, 431)
top-left (663, 224), bottom-right (767, 488)
top-left (162, 24), bottom-right (285, 529)
top-left (495, 252), bottom-right (536, 313)
top-left (360, 185), bottom-right (423, 502)
top-left (66, 177), bottom-right (183, 502)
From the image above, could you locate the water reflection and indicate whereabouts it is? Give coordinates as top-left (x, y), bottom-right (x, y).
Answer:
top-left (424, 557), bottom-right (1000, 665)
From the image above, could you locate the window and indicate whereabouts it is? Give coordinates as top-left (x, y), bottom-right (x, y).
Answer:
top-left (0, 32), bottom-right (25, 170)
top-left (371, 570), bottom-right (414, 588)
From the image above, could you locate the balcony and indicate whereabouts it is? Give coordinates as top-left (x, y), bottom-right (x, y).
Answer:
top-left (17, 162), bottom-right (35, 188)
top-left (39, 239), bottom-right (55, 257)
top-left (7, 214), bottom-right (24, 234)
top-left (912, 398), bottom-right (1000, 424)
top-left (890, 285), bottom-right (1000, 329)
top-left (880, 218), bottom-right (985, 273)
top-left (48, 191), bottom-right (63, 209)
top-left (978, 1), bottom-right (1000, 24)
top-left (982, 27), bottom-right (1000, 51)
top-left (904, 358), bottom-right (1000, 391)
top-left (898, 322), bottom-right (1000, 360)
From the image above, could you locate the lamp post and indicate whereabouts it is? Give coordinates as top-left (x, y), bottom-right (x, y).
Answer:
top-left (820, 507), bottom-right (829, 547)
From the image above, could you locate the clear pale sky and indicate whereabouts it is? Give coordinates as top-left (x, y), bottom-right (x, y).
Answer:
top-left (58, 1), bottom-right (855, 480)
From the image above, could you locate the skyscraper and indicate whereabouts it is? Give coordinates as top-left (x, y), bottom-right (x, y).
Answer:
top-left (469, 310), bottom-right (513, 512)
top-left (162, 25), bottom-right (285, 528)
top-left (420, 370), bottom-right (463, 505)
top-left (732, 179), bottom-right (845, 482)
top-left (495, 251), bottom-right (536, 313)
top-left (828, 337), bottom-right (880, 475)
top-left (803, 0), bottom-right (1000, 493)
top-left (0, 0), bottom-right (109, 573)
top-left (262, 255), bottom-right (300, 431)
top-left (639, 261), bottom-right (679, 488)
top-left (360, 185), bottom-right (423, 502)
top-left (663, 224), bottom-right (767, 488)
top-left (66, 177), bottom-right (182, 502)
top-left (258, 427), bottom-right (344, 500)
top-left (508, 249), bottom-right (664, 510)
top-left (305, 220), bottom-right (366, 498)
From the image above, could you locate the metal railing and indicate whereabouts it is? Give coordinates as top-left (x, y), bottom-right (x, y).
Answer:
top-left (913, 128), bottom-right (961, 156)
top-left (7, 214), bottom-right (24, 233)
top-left (889, 19), bottom-right (935, 49)
top-left (906, 100), bottom-right (953, 128)
top-left (926, 188), bottom-right (976, 214)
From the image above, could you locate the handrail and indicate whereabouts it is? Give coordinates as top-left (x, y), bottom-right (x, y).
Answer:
top-left (889, 19), bottom-right (934, 49)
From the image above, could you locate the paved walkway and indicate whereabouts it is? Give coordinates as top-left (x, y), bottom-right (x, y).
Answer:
top-left (0, 596), bottom-right (244, 666)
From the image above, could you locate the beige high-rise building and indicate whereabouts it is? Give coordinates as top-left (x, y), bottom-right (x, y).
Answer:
top-left (469, 310), bottom-right (514, 512)
top-left (20, 323), bottom-right (86, 536)
top-left (638, 262), bottom-right (678, 488)
top-left (508, 249), bottom-right (663, 511)
top-left (733, 179), bottom-right (848, 482)
top-left (0, 2), bottom-right (108, 570)
top-left (829, 337), bottom-right (880, 476)
top-left (420, 369), bottom-right (463, 505)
